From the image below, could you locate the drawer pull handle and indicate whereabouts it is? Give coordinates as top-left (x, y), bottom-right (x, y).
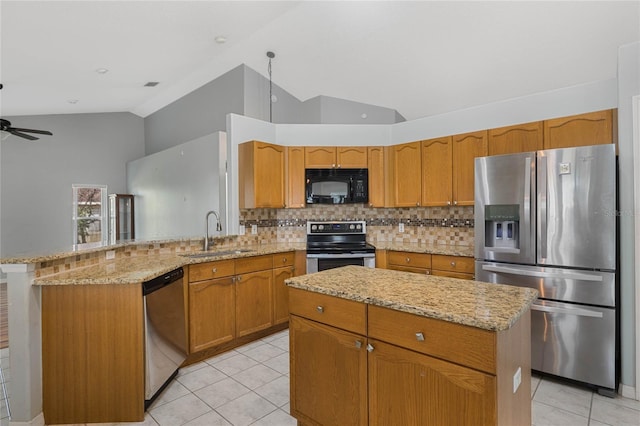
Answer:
top-left (406, 258), bottom-right (410, 263)
top-left (366, 343), bottom-right (375, 353)
top-left (450, 262), bottom-right (456, 267)
top-left (355, 340), bottom-right (362, 349)
top-left (283, 258), bottom-right (287, 263)
top-left (316, 306), bottom-right (324, 313)
top-left (416, 332), bottom-right (425, 342)
top-left (212, 267), bottom-right (217, 273)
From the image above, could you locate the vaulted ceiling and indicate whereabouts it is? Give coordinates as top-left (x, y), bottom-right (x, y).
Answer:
top-left (1, 1), bottom-right (638, 121)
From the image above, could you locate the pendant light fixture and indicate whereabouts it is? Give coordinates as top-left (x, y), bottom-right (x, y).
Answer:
top-left (266, 51), bottom-right (275, 123)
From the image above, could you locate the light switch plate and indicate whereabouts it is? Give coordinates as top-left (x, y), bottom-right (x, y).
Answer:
top-left (251, 224), bottom-right (258, 234)
top-left (513, 366), bottom-right (522, 393)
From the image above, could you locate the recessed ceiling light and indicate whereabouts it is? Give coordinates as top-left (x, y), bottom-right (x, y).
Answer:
top-left (68, 99), bottom-right (79, 104)
top-left (95, 68), bottom-right (109, 74)
top-left (214, 36), bottom-right (227, 44)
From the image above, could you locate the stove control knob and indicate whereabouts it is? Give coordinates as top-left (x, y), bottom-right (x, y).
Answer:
top-left (311, 225), bottom-right (317, 231)
top-left (356, 224), bottom-right (362, 230)
top-left (349, 224), bottom-right (355, 230)
top-left (319, 225), bottom-right (324, 230)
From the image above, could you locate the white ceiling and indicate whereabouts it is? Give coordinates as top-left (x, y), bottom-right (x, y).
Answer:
top-left (1, 1), bottom-right (639, 121)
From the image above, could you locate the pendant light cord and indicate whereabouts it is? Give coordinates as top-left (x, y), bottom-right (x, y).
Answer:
top-left (267, 51), bottom-right (275, 123)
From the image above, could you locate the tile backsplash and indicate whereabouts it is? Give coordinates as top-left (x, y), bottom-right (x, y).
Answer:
top-left (240, 205), bottom-right (475, 246)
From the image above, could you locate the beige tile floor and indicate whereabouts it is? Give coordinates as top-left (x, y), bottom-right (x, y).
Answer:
top-left (2, 329), bottom-right (640, 425)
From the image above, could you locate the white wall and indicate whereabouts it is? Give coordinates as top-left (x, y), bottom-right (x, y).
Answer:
top-left (127, 132), bottom-right (227, 240)
top-left (275, 123), bottom-right (391, 147)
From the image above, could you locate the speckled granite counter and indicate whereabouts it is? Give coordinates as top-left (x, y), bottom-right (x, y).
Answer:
top-left (372, 241), bottom-right (474, 257)
top-left (33, 243), bottom-right (306, 285)
top-left (285, 265), bottom-right (537, 331)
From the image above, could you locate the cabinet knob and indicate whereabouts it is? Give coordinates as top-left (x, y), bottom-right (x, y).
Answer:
top-left (332, 163), bottom-right (336, 168)
top-left (425, 270), bottom-right (430, 275)
top-left (355, 340), bottom-right (362, 349)
top-left (231, 276), bottom-right (237, 283)
top-left (416, 202), bottom-right (420, 206)
top-left (237, 276), bottom-right (242, 282)
top-left (406, 257), bottom-right (411, 263)
top-left (447, 200), bottom-right (451, 205)
top-left (416, 332), bottom-right (425, 342)
top-left (450, 261), bottom-right (456, 267)
top-left (212, 267), bottom-right (217, 273)
top-left (366, 343), bottom-right (375, 353)
top-left (283, 258), bottom-right (287, 263)
top-left (316, 306), bottom-right (324, 313)
top-left (453, 201), bottom-right (458, 205)
top-left (337, 164), bottom-right (341, 168)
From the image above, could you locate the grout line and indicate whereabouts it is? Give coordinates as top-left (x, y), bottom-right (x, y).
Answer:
top-left (0, 363), bottom-right (10, 420)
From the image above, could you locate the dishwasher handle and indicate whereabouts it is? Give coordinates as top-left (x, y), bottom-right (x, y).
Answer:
top-left (143, 267), bottom-right (184, 295)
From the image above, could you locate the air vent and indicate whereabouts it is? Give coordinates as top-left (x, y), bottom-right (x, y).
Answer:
top-left (144, 82), bottom-right (159, 87)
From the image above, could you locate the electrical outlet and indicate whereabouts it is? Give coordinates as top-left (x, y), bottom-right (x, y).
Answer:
top-left (105, 250), bottom-right (115, 260)
top-left (238, 225), bottom-right (245, 235)
top-left (251, 224), bottom-right (258, 234)
top-left (399, 223), bottom-right (405, 233)
top-left (513, 367), bottom-right (522, 393)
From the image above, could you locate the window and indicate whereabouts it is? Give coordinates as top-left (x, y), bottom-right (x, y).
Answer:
top-left (72, 185), bottom-right (107, 248)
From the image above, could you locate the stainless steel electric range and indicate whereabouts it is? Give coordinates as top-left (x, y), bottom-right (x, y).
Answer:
top-left (305, 220), bottom-right (376, 273)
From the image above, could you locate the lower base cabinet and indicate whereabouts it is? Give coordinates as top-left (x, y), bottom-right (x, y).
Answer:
top-left (236, 270), bottom-right (273, 336)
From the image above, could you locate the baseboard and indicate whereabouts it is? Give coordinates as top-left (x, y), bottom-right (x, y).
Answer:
top-left (9, 412), bottom-right (44, 426)
top-left (620, 383), bottom-right (638, 400)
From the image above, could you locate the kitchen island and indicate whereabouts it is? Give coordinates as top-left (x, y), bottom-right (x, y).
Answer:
top-left (285, 265), bottom-right (538, 426)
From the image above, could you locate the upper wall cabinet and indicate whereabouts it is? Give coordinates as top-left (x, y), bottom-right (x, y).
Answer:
top-left (239, 141), bottom-right (285, 209)
top-left (488, 121), bottom-right (543, 156)
top-left (421, 137), bottom-right (453, 207)
top-left (287, 147), bottom-right (306, 209)
top-left (543, 109), bottom-right (616, 150)
top-left (452, 130), bottom-right (488, 206)
top-left (367, 146), bottom-right (387, 207)
top-left (389, 141), bottom-right (422, 207)
top-left (305, 146), bottom-right (368, 168)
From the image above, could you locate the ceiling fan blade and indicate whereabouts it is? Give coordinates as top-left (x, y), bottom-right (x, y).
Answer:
top-left (10, 127), bottom-right (52, 135)
top-left (9, 130), bottom-right (39, 140)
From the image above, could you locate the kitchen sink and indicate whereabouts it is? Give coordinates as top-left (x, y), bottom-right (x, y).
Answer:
top-left (180, 249), bottom-right (255, 258)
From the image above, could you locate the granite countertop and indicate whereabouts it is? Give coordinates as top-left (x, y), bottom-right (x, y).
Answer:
top-left (33, 243), bottom-right (305, 286)
top-left (285, 265), bottom-right (538, 331)
top-left (372, 242), bottom-right (474, 257)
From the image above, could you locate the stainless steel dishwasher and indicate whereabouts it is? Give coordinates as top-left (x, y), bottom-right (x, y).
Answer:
top-left (142, 267), bottom-right (188, 409)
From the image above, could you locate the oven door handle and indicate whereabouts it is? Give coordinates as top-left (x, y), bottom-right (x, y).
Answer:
top-left (306, 253), bottom-right (376, 259)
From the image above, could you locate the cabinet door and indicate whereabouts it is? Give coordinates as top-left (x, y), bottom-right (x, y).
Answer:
top-left (235, 270), bottom-right (273, 337)
top-left (337, 146), bottom-right (368, 168)
top-left (367, 146), bottom-right (386, 207)
top-left (368, 339), bottom-right (496, 426)
top-left (390, 141), bottom-right (422, 207)
top-left (489, 121), bottom-right (543, 156)
top-left (305, 146), bottom-right (337, 168)
top-left (287, 146), bottom-right (306, 208)
top-left (238, 141), bottom-right (285, 208)
top-left (290, 316), bottom-right (368, 426)
top-left (273, 267), bottom-right (293, 325)
top-left (452, 131), bottom-right (488, 206)
top-left (421, 137), bottom-right (453, 206)
top-left (189, 277), bottom-right (235, 352)
top-left (543, 109), bottom-right (615, 149)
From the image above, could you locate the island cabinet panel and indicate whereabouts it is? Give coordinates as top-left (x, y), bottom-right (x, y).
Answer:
top-left (543, 109), bottom-right (616, 150)
top-left (431, 254), bottom-right (475, 280)
top-left (421, 136), bottom-right (453, 206)
top-left (452, 130), bottom-right (488, 206)
top-left (286, 146), bottom-right (306, 208)
top-left (273, 251), bottom-right (295, 325)
top-left (368, 339), bottom-right (496, 426)
top-left (290, 316), bottom-right (368, 426)
top-left (488, 121), bottom-right (544, 156)
top-left (289, 287), bottom-right (367, 335)
top-left (189, 276), bottom-right (236, 352)
top-left (42, 284), bottom-right (144, 424)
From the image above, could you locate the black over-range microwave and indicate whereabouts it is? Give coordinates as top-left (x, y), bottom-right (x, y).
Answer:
top-left (305, 168), bottom-right (368, 205)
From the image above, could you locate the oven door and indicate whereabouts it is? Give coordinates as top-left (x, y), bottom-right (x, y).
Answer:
top-left (307, 253), bottom-right (375, 273)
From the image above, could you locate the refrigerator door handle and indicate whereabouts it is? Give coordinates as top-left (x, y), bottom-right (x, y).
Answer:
top-left (531, 302), bottom-right (603, 318)
top-left (538, 155), bottom-right (548, 260)
top-left (481, 264), bottom-right (604, 282)
top-left (524, 156), bottom-right (532, 230)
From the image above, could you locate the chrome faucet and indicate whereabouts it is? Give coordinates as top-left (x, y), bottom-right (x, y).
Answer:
top-left (204, 210), bottom-right (222, 251)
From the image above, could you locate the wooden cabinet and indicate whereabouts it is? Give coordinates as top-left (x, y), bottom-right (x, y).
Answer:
top-left (238, 141), bottom-right (285, 208)
top-left (367, 146), bottom-right (387, 207)
top-left (368, 339), bottom-right (496, 426)
top-left (290, 316), bottom-right (368, 426)
top-left (431, 254), bottom-right (474, 280)
top-left (386, 250), bottom-right (431, 275)
top-left (543, 109), bottom-right (616, 149)
top-left (305, 146), bottom-right (368, 168)
top-left (489, 121), bottom-right (543, 156)
top-left (452, 130), bottom-right (488, 206)
top-left (235, 254), bottom-right (274, 337)
top-left (421, 137), bottom-right (453, 206)
top-left (189, 275), bottom-right (235, 352)
top-left (389, 141), bottom-right (422, 207)
top-left (273, 252), bottom-right (295, 325)
top-left (286, 146), bottom-right (306, 208)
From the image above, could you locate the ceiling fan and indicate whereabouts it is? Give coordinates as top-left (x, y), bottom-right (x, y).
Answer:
top-left (0, 83), bottom-right (53, 141)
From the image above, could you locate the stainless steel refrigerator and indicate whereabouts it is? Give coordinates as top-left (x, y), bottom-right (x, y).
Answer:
top-left (474, 144), bottom-right (618, 394)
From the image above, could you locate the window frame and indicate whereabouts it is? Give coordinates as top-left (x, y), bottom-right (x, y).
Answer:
top-left (72, 184), bottom-right (108, 248)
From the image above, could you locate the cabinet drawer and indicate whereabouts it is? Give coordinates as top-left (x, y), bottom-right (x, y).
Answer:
top-left (189, 260), bottom-right (235, 282)
top-left (387, 251), bottom-right (431, 268)
top-left (273, 251), bottom-right (295, 268)
top-left (387, 265), bottom-right (431, 275)
top-left (431, 255), bottom-right (474, 274)
top-left (432, 270), bottom-right (474, 280)
top-left (236, 254), bottom-right (273, 274)
top-left (289, 288), bottom-right (366, 335)
top-left (368, 305), bottom-right (496, 374)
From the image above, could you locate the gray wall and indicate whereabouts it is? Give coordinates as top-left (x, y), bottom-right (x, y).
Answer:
top-left (318, 95), bottom-right (404, 124)
top-left (144, 65), bottom-right (245, 155)
top-left (617, 41), bottom-right (639, 390)
top-left (0, 113), bottom-right (145, 257)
